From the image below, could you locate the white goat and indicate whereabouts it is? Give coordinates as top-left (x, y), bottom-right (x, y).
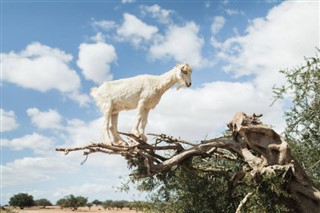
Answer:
top-left (90, 63), bottom-right (192, 145)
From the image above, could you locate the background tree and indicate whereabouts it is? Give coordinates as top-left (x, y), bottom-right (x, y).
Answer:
top-left (9, 193), bottom-right (34, 209)
top-left (112, 200), bottom-right (127, 210)
top-left (56, 198), bottom-right (67, 209)
top-left (86, 202), bottom-right (93, 210)
top-left (35, 198), bottom-right (52, 208)
top-left (102, 200), bottom-right (113, 210)
top-left (56, 194), bottom-right (87, 210)
top-left (273, 49), bottom-right (320, 187)
top-left (91, 199), bottom-right (102, 206)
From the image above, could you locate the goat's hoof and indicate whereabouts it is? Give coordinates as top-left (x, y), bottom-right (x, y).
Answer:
top-left (118, 140), bottom-right (128, 146)
top-left (105, 141), bottom-right (113, 146)
top-left (139, 134), bottom-right (148, 142)
top-left (132, 131), bottom-right (147, 142)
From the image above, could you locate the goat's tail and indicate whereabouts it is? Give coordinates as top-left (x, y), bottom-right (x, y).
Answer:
top-left (90, 87), bottom-right (98, 98)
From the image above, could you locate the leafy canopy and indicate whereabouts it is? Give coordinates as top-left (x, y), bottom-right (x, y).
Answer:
top-left (273, 49), bottom-right (320, 186)
top-left (56, 194), bottom-right (87, 210)
top-left (9, 193), bottom-right (34, 209)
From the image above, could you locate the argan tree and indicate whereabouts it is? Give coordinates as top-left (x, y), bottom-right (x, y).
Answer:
top-left (9, 193), bottom-right (34, 209)
top-left (56, 194), bottom-right (87, 210)
top-left (57, 112), bottom-right (320, 212)
top-left (273, 50), bottom-right (320, 187)
top-left (35, 198), bottom-right (52, 208)
top-left (92, 199), bottom-right (102, 206)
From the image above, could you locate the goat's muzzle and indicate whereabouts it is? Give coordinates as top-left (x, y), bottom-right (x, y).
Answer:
top-left (186, 82), bottom-right (192, 87)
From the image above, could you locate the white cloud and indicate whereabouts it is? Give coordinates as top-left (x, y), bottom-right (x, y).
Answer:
top-left (51, 180), bottom-right (144, 202)
top-left (52, 183), bottom-right (114, 198)
top-left (142, 82), bottom-right (285, 141)
top-left (211, 16), bottom-right (226, 34)
top-left (1, 133), bottom-right (54, 154)
top-left (149, 22), bottom-right (210, 68)
top-left (1, 109), bottom-right (19, 132)
top-left (64, 117), bottom-right (104, 147)
top-left (121, 0), bottom-right (135, 3)
top-left (1, 42), bottom-right (89, 105)
top-left (77, 42), bottom-right (117, 84)
top-left (117, 13), bottom-right (158, 46)
top-left (0, 116), bottom-right (126, 190)
top-left (90, 32), bottom-right (106, 43)
top-left (215, 1), bottom-right (319, 95)
top-left (27, 108), bottom-right (62, 129)
top-left (140, 4), bottom-right (173, 24)
top-left (91, 19), bottom-right (117, 31)
top-left (1, 156), bottom-right (78, 185)
top-left (225, 9), bottom-right (245, 16)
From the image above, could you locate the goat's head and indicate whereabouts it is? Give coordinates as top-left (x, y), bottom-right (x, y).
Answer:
top-left (175, 63), bottom-right (192, 90)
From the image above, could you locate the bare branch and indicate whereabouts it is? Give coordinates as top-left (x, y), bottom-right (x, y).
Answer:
top-left (148, 133), bottom-right (198, 146)
top-left (235, 192), bottom-right (254, 213)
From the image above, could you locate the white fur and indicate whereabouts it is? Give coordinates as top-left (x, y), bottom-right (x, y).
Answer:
top-left (91, 63), bottom-right (192, 145)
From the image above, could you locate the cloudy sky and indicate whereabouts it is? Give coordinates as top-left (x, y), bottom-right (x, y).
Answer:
top-left (1, 0), bottom-right (319, 205)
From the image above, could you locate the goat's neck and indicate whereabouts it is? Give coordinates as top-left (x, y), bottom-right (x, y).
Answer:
top-left (157, 69), bottom-right (178, 92)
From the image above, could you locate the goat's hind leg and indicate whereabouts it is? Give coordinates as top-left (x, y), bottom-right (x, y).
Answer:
top-left (132, 99), bottom-right (148, 142)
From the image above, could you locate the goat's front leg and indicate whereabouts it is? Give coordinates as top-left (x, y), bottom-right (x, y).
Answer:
top-left (110, 113), bottom-right (127, 146)
top-left (103, 102), bottom-right (113, 145)
top-left (139, 109), bottom-right (149, 141)
top-left (132, 99), bottom-right (147, 141)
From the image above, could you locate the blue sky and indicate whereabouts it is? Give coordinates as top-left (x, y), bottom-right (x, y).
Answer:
top-left (1, 0), bottom-right (319, 205)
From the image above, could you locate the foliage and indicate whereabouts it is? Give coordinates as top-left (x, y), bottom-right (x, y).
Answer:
top-left (112, 200), bottom-right (126, 209)
top-left (131, 154), bottom-right (294, 213)
top-left (56, 194), bottom-right (87, 210)
top-left (273, 49), bottom-right (320, 186)
top-left (241, 171), bottom-right (295, 213)
top-left (56, 198), bottom-right (67, 209)
top-left (9, 193), bottom-right (34, 209)
top-left (86, 202), bottom-right (93, 209)
top-left (34, 198), bottom-right (52, 208)
top-left (91, 199), bottom-right (102, 206)
top-left (126, 201), bottom-right (151, 211)
top-left (101, 200), bottom-right (129, 210)
top-left (101, 200), bottom-right (111, 210)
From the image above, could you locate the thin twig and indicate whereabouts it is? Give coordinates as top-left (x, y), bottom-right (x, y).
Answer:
top-left (235, 192), bottom-right (254, 213)
top-left (148, 133), bottom-right (198, 146)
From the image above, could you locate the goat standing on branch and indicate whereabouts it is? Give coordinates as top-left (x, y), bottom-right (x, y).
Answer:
top-left (90, 63), bottom-right (193, 146)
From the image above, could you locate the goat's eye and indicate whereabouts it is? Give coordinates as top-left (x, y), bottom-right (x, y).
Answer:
top-left (182, 70), bottom-right (188, 75)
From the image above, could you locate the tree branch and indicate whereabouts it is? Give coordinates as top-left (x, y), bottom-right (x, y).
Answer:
top-left (235, 192), bottom-right (254, 213)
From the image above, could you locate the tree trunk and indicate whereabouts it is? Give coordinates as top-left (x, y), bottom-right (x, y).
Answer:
top-left (230, 112), bottom-right (320, 213)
